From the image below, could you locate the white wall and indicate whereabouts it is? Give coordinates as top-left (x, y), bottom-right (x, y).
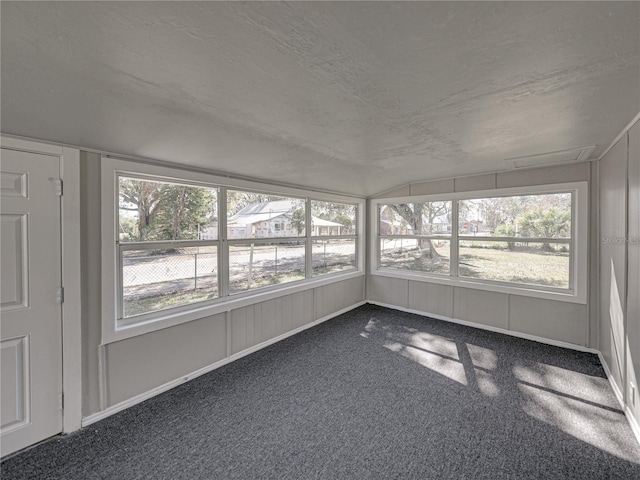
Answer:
top-left (368, 163), bottom-right (596, 348)
top-left (80, 153), bottom-right (366, 420)
top-left (599, 117), bottom-right (640, 433)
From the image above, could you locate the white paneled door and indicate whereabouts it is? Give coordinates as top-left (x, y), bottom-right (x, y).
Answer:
top-left (1, 148), bottom-right (63, 457)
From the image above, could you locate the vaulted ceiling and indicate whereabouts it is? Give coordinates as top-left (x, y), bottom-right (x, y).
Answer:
top-left (2, 2), bottom-right (639, 196)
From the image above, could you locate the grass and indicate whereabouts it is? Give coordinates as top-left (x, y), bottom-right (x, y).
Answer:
top-left (124, 289), bottom-right (218, 317)
top-left (381, 246), bottom-right (569, 288)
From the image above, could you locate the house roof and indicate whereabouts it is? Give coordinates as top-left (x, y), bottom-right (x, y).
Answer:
top-left (228, 200), bottom-right (295, 227)
top-left (227, 200), bottom-right (344, 228)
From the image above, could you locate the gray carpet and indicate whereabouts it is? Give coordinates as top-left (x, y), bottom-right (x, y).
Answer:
top-left (3, 304), bottom-right (640, 479)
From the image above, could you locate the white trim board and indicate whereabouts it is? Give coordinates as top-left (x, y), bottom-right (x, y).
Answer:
top-left (598, 352), bottom-right (640, 446)
top-left (82, 301), bottom-right (366, 427)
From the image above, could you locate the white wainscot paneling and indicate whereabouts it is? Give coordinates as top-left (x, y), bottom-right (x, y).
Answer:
top-left (508, 296), bottom-right (587, 346)
top-left (105, 313), bottom-right (226, 406)
top-left (231, 290), bottom-right (314, 355)
top-left (453, 287), bottom-right (508, 329)
top-left (407, 281), bottom-right (453, 318)
top-left (315, 276), bottom-right (365, 320)
top-left (368, 276), bottom-right (409, 308)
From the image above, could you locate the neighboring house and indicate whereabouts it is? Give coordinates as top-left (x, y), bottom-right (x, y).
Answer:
top-left (310, 217), bottom-right (344, 236)
top-left (226, 200), bottom-right (344, 239)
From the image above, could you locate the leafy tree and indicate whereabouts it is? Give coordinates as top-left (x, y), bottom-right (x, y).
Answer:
top-left (290, 208), bottom-right (305, 235)
top-left (518, 207), bottom-right (571, 250)
top-left (388, 202), bottom-right (450, 259)
top-left (119, 178), bottom-right (216, 241)
top-left (119, 178), bottom-right (163, 240)
top-left (156, 185), bottom-right (216, 240)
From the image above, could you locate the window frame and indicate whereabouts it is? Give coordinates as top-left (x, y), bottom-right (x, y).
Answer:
top-left (309, 200), bottom-right (359, 277)
top-left (116, 173), bottom-right (221, 325)
top-left (370, 182), bottom-right (588, 304)
top-left (102, 157), bottom-right (364, 343)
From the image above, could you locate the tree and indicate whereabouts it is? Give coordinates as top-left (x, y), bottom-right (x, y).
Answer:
top-left (388, 202), bottom-right (450, 259)
top-left (119, 178), bottom-right (163, 240)
top-left (119, 178), bottom-right (216, 241)
top-left (156, 185), bottom-right (216, 240)
top-left (518, 207), bottom-right (571, 250)
top-left (290, 208), bottom-right (305, 235)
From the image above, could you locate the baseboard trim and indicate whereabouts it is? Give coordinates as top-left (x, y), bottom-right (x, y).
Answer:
top-left (597, 353), bottom-right (640, 446)
top-left (368, 301), bottom-right (599, 354)
top-left (625, 405), bottom-right (640, 446)
top-left (82, 301), bottom-right (366, 428)
top-left (597, 352), bottom-right (624, 407)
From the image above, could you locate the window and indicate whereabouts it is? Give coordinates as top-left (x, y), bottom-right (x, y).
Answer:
top-left (373, 183), bottom-right (587, 302)
top-left (311, 201), bottom-right (358, 276)
top-left (117, 176), bottom-right (219, 320)
top-left (105, 159), bottom-right (363, 340)
top-left (458, 193), bottom-right (571, 288)
top-left (378, 201), bottom-right (452, 275)
top-left (227, 190), bottom-right (306, 293)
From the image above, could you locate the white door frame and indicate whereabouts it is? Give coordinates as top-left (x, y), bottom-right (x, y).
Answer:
top-left (1, 135), bottom-right (82, 434)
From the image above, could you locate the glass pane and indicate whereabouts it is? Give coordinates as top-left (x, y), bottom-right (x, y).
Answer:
top-left (312, 239), bottom-right (356, 276)
top-left (379, 238), bottom-right (450, 274)
top-left (227, 190), bottom-right (305, 239)
top-left (229, 242), bottom-right (305, 293)
top-left (459, 193), bottom-right (571, 238)
top-left (379, 202), bottom-right (452, 236)
top-left (122, 246), bottom-right (218, 318)
top-left (118, 176), bottom-right (218, 242)
top-left (458, 241), bottom-right (570, 288)
top-left (311, 201), bottom-right (356, 236)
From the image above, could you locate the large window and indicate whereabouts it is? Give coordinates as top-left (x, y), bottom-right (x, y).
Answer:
top-left (118, 176), bottom-right (219, 320)
top-left (105, 161), bottom-right (363, 336)
top-left (227, 190), bottom-right (307, 293)
top-left (373, 184), bottom-right (587, 302)
top-left (378, 201), bottom-right (452, 275)
top-left (311, 201), bottom-right (357, 276)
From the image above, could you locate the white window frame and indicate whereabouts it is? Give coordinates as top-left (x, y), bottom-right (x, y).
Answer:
top-left (370, 182), bottom-right (588, 304)
top-left (309, 199), bottom-right (359, 278)
top-left (101, 157), bottom-right (365, 343)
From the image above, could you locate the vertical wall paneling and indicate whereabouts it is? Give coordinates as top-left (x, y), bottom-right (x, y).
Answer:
top-left (454, 174), bottom-right (496, 192)
top-left (80, 152), bottom-right (103, 416)
top-left (453, 287), bottom-right (508, 329)
top-left (496, 163), bottom-right (589, 189)
top-left (626, 120), bottom-right (640, 419)
top-left (105, 313), bottom-right (227, 406)
top-left (407, 281), bottom-right (453, 318)
top-left (589, 161), bottom-right (600, 348)
top-left (599, 135), bottom-right (628, 389)
top-left (508, 296), bottom-right (587, 345)
top-left (368, 276), bottom-right (409, 308)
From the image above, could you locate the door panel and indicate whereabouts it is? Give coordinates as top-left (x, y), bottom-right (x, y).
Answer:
top-left (1, 148), bottom-right (62, 457)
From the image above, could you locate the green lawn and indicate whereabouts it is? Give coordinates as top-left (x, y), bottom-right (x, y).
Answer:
top-left (381, 245), bottom-right (569, 288)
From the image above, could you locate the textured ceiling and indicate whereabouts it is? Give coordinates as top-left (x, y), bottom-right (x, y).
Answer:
top-left (2, 2), bottom-right (639, 196)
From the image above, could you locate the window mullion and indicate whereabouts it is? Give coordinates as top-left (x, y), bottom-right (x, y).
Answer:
top-left (451, 200), bottom-right (459, 278)
top-left (305, 198), bottom-right (312, 279)
top-left (219, 187), bottom-right (229, 299)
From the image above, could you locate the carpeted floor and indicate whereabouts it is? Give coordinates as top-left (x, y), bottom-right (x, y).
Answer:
top-left (2, 304), bottom-right (640, 479)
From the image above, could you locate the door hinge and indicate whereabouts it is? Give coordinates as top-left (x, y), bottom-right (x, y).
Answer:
top-left (55, 179), bottom-right (63, 196)
top-left (56, 287), bottom-right (64, 304)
